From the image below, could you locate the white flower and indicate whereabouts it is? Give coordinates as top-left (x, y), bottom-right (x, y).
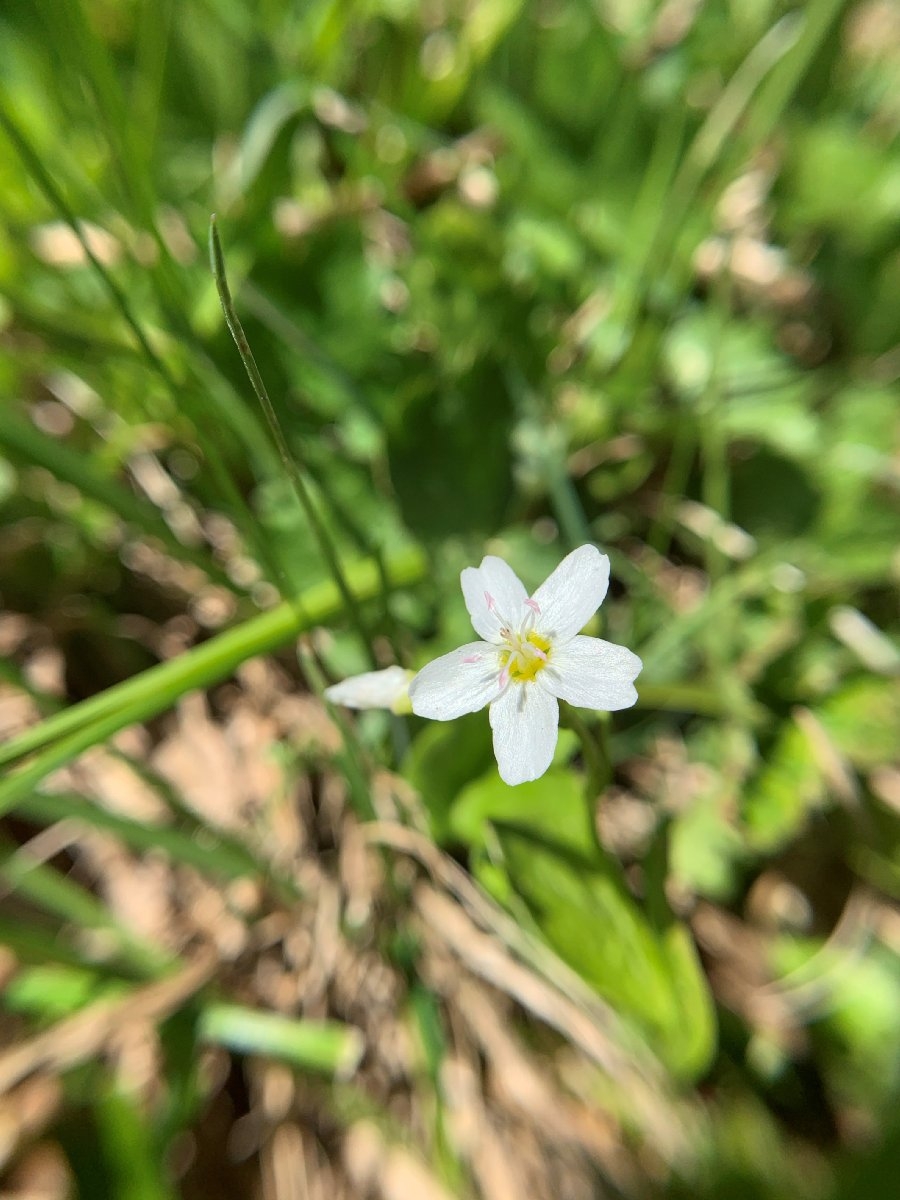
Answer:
top-left (408, 545), bottom-right (641, 786)
top-left (324, 666), bottom-right (414, 714)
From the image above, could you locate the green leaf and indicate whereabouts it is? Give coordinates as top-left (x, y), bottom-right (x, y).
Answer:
top-left (0, 548), bottom-right (425, 795)
top-left (449, 765), bottom-right (592, 857)
top-left (497, 825), bottom-right (716, 1079)
top-left (743, 718), bottom-right (823, 852)
top-left (3, 964), bottom-right (124, 1022)
top-left (816, 678), bottom-right (900, 771)
top-left (404, 714), bottom-right (495, 842)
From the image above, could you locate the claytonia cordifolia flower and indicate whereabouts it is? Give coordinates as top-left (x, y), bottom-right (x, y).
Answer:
top-left (408, 545), bottom-right (641, 786)
top-left (324, 666), bottom-right (414, 714)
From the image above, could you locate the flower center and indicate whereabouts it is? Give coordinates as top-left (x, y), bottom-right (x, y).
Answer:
top-left (499, 631), bottom-right (552, 684)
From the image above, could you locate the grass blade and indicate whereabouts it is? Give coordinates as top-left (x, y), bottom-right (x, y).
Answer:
top-left (0, 548), bottom-right (425, 797)
top-left (209, 216), bottom-right (378, 661)
top-left (198, 1004), bottom-right (364, 1076)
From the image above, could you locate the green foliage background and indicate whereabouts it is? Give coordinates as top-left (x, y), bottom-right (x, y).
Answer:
top-left (0, 0), bottom-right (898, 1197)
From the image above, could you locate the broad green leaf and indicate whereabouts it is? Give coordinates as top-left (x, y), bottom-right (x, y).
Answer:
top-left (449, 765), bottom-right (591, 856)
top-left (497, 825), bottom-right (716, 1079)
top-left (405, 714), bottom-right (494, 842)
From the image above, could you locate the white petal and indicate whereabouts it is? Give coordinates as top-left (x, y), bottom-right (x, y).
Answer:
top-left (409, 642), bottom-right (501, 720)
top-left (530, 544), bottom-right (610, 643)
top-left (541, 635), bottom-right (641, 711)
top-left (489, 682), bottom-right (559, 786)
top-left (324, 666), bottom-right (414, 712)
top-left (460, 555), bottom-right (528, 642)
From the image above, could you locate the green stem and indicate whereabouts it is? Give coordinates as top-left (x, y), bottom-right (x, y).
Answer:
top-left (209, 217), bottom-right (377, 664)
top-left (0, 548), bottom-right (425, 788)
top-left (560, 705), bottom-right (610, 854)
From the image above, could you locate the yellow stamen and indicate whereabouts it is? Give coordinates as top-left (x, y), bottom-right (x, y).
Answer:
top-left (499, 632), bottom-right (552, 683)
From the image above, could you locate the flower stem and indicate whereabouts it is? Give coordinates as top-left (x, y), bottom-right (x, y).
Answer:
top-left (560, 705), bottom-right (611, 854)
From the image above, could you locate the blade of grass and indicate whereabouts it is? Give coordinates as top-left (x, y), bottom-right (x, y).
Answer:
top-left (33, 0), bottom-right (300, 502)
top-left (209, 216), bottom-right (378, 663)
top-left (743, 0), bottom-right (849, 147)
top-left (198, 1004), bottom-right (364, 1076)
top-left (653, 0), bottom-right (846, 300)
top-left (0, 546), bottom-right (425, 786)
top-left (239, 281), bottom-right (403, 653)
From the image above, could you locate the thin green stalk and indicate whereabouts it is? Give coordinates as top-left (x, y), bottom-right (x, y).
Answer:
top-left (209, 217), bottom-right (377, 663)
top-left (548, 467), bottom-right (593, 551)
top-left (0, 547), bottom-right (425, 778)
top-left (0, 702), bottom-right (191, 822)
top-left (298, 452), bottom-right (402, 653)
top-left (241, 281), bottom-right (381, 421)
top-left (299, 646), bottom-right (375, 820)
top-left (560, 705), bottom-right (609, 860)
top-left (743, 0), bottom-right (849, 147)
top-left (235, 287), bottom-right (399, 639)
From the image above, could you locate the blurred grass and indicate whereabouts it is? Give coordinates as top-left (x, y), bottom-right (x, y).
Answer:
top-left (1, 0), bottom-right (899, 1197)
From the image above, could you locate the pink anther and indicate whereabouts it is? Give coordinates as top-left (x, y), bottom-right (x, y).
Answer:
top-left (484, 591), bottom-right (496, 611)
top-left (532, 647), bottom-right (547, 661)
top-left (461, 654), bottom-right (482, 664)
top-left (498, 665), bottom-right (510, 690)
top-left (524, 598), bottom-right (541, 614)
